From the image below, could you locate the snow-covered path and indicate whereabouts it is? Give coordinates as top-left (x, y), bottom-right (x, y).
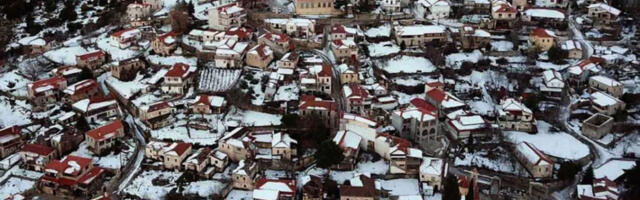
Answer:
top-left (117, 115), bottom-right (147, 193)
top-left (569, 16), bottom-right (594, 59)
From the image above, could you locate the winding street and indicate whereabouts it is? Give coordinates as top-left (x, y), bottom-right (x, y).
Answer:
top-left (114, 110), bottom-right (147, 194)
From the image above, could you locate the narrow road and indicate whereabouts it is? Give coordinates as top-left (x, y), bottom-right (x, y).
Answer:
top-left (568, 15), bottom-right (594, 59)
top-left (114, 112), bottom-right (147, 194)
top-left (311, 49), bottom-right (346, 112)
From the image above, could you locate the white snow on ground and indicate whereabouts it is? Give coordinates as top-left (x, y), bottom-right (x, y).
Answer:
top-left (377, 55), bottom-right (436, 74)
top-left (364, 24), bottom-right (391, 38)
top-left (150, 116), bottom-right (224, 145)
top-left (610, 133), bottom-right (640, 157)
top-left (96, 33), bottom-right (143, 61)
top-left (367, 41), bottom-right (400, 57)
top-left (197, 68), bottom-right (242, 93)
top-left (0, 177), bottom-right (35, 199)
top-left (378, 179), bottom-right (421, 196)
top-left (536, 61), bottom-right (570, 70)
top-left (225, 189), bottom-right (252, 200)
top-left (330, 159), bottom-right (389, 184)
top-left (491, 40), bottom-right (514, 52)
top-left (467, 100), bottom-right (496, 117)
top-left (272, 83), bottom-right (299, 102)
top-left (0, 70), bottom-right (29, 92)
top-left (505, 121), bottom-right (590, 160)
top-left (70, 140), bottom-right (135, 169)
top-left (104, 73), bottom-right (150, 99)
top-left (446, 50), bottom-right (484, 69)
top-left (454, 148), bottom-right (524, 175)
top-left (0, 96), bottom-right (32, 127)
top-left (123, 170), bottom-right (183, 199)
top-left (147, 55), bottom-right (198, 67)
top-left (43, 46), bottom-right (95, 65)
top-left (226, 110), bottom-right (282, 127)
top-left (183, 180), bottom-right (227, 198)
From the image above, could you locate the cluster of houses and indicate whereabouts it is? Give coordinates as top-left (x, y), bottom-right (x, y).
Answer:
top-left (3, 0), bottom-right (638, 199)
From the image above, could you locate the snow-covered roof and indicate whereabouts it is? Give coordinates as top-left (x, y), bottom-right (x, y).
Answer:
top-left (333, 130), bottom-right (361, 150)
top-left (523, 8), bottom-right (566, 19)
top-left (500, 98), bottom-right (532, 115)
top-left (420, 156), bottom-right (444, 176)
top-left (264, 18), bottom-right (315, 26)
top-left (516, 142), bottom-right (552, 166)
top-left (594, 158), bottom-right (636, 181)
top-left (589, 76), bottom-right (621, 87)
top-left (561, 40), bottom-right (582, 50)
top-left (588, 3), bottom-right (621, 16)
top-left (542, 70), bottom-right (564, 89)
top-left (394, 25), bottom-right (446, 36)
top-left (448, 115), bottom-right (487, 131)
top-left (590, 91), bottom-right (622, 107)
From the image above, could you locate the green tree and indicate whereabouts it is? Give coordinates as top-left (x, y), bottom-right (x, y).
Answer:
top-left (315, 140), bottom-right (344, 169)
top-left (613, 109), bottom-right (629, 122)
top-left (548, 45), bottom-right (568, 64)
top-left (333, 0), bottom-right (348, 9)
top-left (557, 161), bottom-right (581, 181)
top-left (443, 175), bottom-right (461, 200)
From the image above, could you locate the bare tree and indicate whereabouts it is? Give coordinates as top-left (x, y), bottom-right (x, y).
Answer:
top-left (21, 61), bottom-right (45, 81)
top-left (170, 7), bottom-right (190, 35)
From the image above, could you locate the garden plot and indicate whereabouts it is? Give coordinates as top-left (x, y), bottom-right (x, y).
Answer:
top-left (197, 68), bottom-right (242, 93)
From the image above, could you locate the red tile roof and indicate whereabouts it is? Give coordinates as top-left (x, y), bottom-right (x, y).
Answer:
top-left (494, 3), bottom-right (516, 13)
top-left (148, 101), bottom-right (170, 112)
top-left (45, 155), bottom-right (93, 177)
top-left (346, 83), bottom-right (369, 101)
top-left (317, 64), bottom-right (332, 77)
top-left (86, 120), bottom-right (123, 141)
top-left (530, 28), bottom-right (554, 38)
top-left (157, 32), bottom-right (177, 45)
top-left (332, 39), bottom-right (344, 47)
top-left (426, 88), bottom-right (446, 103)
top-left (167, 142), bottom-right (191, 157)
top-left (576, 57), bottom-right (605, 68)
top-left (111, 28), bottom-right (138, 37)
top-left (21, 143), bottom-right (54, 156)
top-left (165, 63), bottom-right (191, 78)
top-left (67, 79), bottom-right (98, 95)
top-left (299, 95), bottom-right (336, 111)
top-left (194, 95), bottom-right (210, 106)
top-left (331, 24), bottom-right (347, 34)
top-left (77, 167), bottom-right (105, 185)
top-left (77, 51), bottom-right (105, 61)
top-left (0, 126), bottom-right (20, 137)
top-left (253, 44), bottom-right (270, 59)
top-left (522, 142), bottom-right (553, 166)
top-left (29, 76), bottom-right (66, 92)
top-left (225, 27), bottom-right (252, 40)
top-left (256, 178), bottom-right (296, 195)
top-left (263, 32), bottom-right (290, 43)
top-left (339, 175), bottom-right (376, 197)
top-left (410, 98), bottom-right (438, 113)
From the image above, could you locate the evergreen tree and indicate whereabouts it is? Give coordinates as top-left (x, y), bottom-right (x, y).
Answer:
top-left (581, 166), bottom-right (594, 184)
top-left (315, 140), bottom-right (344, 169)
top-left (548, 45), bottom-right (568, 64)
top-left (466, 179), bottom-right (474, 200)
top-left (443, 175), bottom-right (461, 200)
top-left (557, 161), bottom-right (581, 181)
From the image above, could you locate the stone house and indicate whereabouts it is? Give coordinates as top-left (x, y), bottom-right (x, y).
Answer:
top-left (28, 76), bottom-right (67, 111)
top-left (75, 51), bottom-right (106, 71)
top-left (191, 95), bottom-right (227, 114)
top-left (0, 126), bottom-right (22, 159)
top-left (277, 52), bottom-right (299, 69)
top-left (258, 32), bottom-right (293, 56)
top-left (208, 3), bottom-right (246, 31)
top-left (560, 40), bottom-right (583, 59)
top-left (394, 25), bottom-right (447, 47)
top-left (588, 3), bottom-right (621, 25)
top-left (420, 156), bottom-right (446, 191)
top-left (219, 127), bottom-right (255, 162)
top-left (209, 150), bottom-right (229, 172)
top-left (152, 32), bottom-right (177, 56)
top-left (264, 18), bottom-right (316, 39)
top-left (246, 44), bottom-right (274, 69)
top-left (142, 101), bottom-right (173, 129)
top-left (497, 98), bottom-right (536, 132)
top-left (20, 143), bottom-right (56, 172)
top-left (38, 156), bottom-right (106, 197)
top-left (330, 39), bottom-right (357, 63)
top-left (111, 58), bottom-right (146, 81)
top-left (590, 91), bottom-right (625, 116)
top-left (293, 0), bottom-right (342, 15)
top-left (581, 113), bottom-right (614, 140)
top-left (85, 120), bottom-right (124, 155)
top-left (63, 79), bottom-right (99, 103)
top-left (144, 141), bottom-right (192, 170)
top-left (529, 28), bottom-right (556, 52)
top-left (391, 98), bottom-right (440, 150)
top-left (299, 95), bottom-right (338, 129)
top-left (183, 147), bottom-right (213, 175)
top-left (343, 83), bottom-right (371, 116)
top-left (161, 63), bottom-right (195, 95)
top-left (589, 76), bottom-right (623, 98)
top-left (232, 159), bottom-right (259, 190)
top-left (460, 26), bottom-right (491, 50)
top-left (514, 142), bottom-right (553, 178)
top-left (540, 70), bottom-right (565, 98)
top-left (109, 28), bottom-right (142, 49)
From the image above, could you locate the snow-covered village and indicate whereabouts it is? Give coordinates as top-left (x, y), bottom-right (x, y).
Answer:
top-left (0, 0), bottom-right (639, 199)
